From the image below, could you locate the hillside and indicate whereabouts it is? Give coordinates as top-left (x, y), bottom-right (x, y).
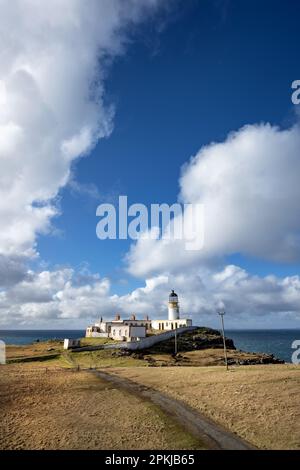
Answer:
top-left (5, 327), bottom-right (284, 368)
top-left (110, 327), bottom-right (284, 367)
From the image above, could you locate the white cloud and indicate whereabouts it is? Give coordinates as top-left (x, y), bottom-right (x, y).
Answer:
top-left (0, 255), bottom-right (28, 287)
top-left (1, 3), bottom-right (299, 329)
top-left (0, 0), bottom-right (165, 258)
top-left (127, 123), bottom-right (300, 277)
top-left (0, 265), bottom-right (300, 328)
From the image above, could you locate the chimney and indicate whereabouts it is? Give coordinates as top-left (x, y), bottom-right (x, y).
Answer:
top-left (130, 314), bottom-right (136, 321)
top-left (115, 313), bottom-right (121, 321)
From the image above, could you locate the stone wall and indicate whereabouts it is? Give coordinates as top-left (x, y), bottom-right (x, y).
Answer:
top-left (103, 326), bottom-right (197, 351)
top-left (72, 326), bottom-right (197, 353)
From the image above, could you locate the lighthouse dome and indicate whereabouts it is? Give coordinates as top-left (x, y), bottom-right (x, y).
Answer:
top-left (169, 290), bottom-right (178, 301)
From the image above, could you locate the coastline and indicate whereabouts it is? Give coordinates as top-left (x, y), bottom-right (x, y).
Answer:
top-left (1, 328), bottom-right (299, 363)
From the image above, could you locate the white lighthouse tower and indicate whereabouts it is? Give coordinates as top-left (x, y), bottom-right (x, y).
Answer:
top-left (151, 290), bottom-right (192, 331)
top-left (168, 290), bottom-right (180, 321)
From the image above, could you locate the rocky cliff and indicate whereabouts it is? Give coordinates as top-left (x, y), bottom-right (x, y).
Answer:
top-left (120, 327), bottom-right (285, 366)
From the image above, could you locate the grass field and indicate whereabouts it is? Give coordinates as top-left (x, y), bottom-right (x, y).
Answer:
top-left (6, 339), bottom-right (283, 370)
top-left (65, 349), bottom-right (146, 368)
top-left (6, 340), bottom-right (62, 361)
top-left (107, 364), bottom-right (300, 450)
top-left (79, 337), bottom-right (117, 346)
top-left (0, 363), bottom-right (203, 450)
top-left (3, 340), bottom-right (300, 450)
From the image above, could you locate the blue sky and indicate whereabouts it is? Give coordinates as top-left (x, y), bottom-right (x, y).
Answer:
top-left (37, 0), bottom-right (300, 286)
top-left (1, 0), bottom-right (300, 328)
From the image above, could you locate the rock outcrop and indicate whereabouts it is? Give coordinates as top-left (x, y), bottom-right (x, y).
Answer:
top-left (134, 327), bottom-right (285, 366)
top-left (149, 327), bottom-right (235, 353)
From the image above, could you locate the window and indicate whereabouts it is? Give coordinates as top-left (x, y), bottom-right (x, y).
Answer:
top-left (119, 330), bottom-right (122, 336)
top-left (113, 329), bottom-right (115, 336)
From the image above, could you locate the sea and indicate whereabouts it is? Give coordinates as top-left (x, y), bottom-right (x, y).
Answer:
top-left (226, 329), bottom-right (300, 364)
top-left (0, 328), bottom-right (299, 363)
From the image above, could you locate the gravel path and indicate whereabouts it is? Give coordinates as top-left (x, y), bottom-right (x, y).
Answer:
top-left (93, 369), bottom-right (255, 450)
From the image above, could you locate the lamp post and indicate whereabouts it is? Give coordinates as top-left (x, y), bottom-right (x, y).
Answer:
top-left (218, 309), bottom-right (228, 370)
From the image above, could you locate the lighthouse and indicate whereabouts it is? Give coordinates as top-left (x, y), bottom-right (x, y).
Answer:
top-left (147, 290), bottom-right (192, 331)
top-left (168, 290), bottom-right (180, 321)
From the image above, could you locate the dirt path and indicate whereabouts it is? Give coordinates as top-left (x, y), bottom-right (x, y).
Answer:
top-left (93, 370), bottom-right (255, 450)
top-left (0, 365), bottom-right (202, 450)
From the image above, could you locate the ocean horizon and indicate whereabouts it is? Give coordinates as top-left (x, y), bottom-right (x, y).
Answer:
top-left (0, 328), bottom-right (299, 363)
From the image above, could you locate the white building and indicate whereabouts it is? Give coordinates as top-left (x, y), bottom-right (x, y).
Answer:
top-left (151, 290), bottom-right (192, 331)
top-left (86, 314), bottom-right (149, 341)
top-left (64, 338), bottom-right (81, 350)
top-left (86, 291), bottom-right (192, 339)
top-left (110, 324), bottom-right (146, 342)
top-left (0, 340), bottom-right (5, 365)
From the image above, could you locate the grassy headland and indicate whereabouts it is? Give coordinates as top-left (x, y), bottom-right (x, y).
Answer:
top-left (107, 364), bottom-right (300, 449)
top-left (1, 328), bottom-right (299, 450)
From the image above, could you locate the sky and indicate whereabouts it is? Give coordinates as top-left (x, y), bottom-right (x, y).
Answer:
top-left (0, 0), bottom-right (300, 329)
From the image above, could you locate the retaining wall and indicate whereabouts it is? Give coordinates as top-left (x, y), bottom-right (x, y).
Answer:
top-left (72, 326), bottom-right (197, 353)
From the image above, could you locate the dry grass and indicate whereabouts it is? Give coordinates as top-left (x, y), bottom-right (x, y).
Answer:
top-left (107, 364), bottom-right (300, 450)
top-left (6, 339), bottom-right (282, 368)
top-left (6, 341), bottom-right (62, 360)
top-left (66, 349), bottom-right (147, 368)
top-left (4, 341), bottom-right (299, 449)
top-left (0, 363), bottom-right (202, 450)
top-left (79, 337), bottom-right (117, 346)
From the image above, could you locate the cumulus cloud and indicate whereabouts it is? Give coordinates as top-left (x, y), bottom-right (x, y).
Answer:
top-left (1, 265), bottom-right (300, 328)
top-left (127, 123), bottom-right (300, 277)
top-left (0, 0), bottom-right (177, 326)
top-left (0, 0), bottom-right (165, 260)
top-left (123, 122), bottom-right (300, 326)
top-left (0, 254), bottom-right (28, 287)
top-left (1, 2), bottom-right (299, 328)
